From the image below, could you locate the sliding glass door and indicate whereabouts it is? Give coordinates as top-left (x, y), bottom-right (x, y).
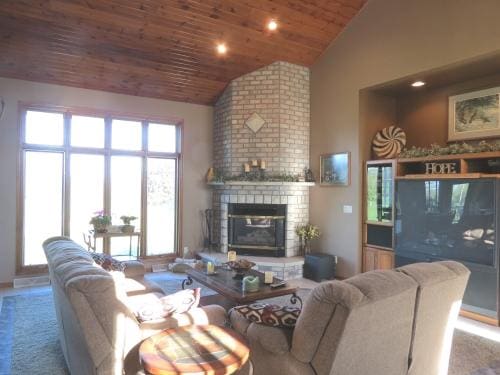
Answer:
top-left (23, 151), bottom-right (64, 266)
top-left (19, 106), bottom-right (181, 270)
top-left (69, 154), bottom-right (105, 248)
top-left (147, 158), bottom-right (177, 256)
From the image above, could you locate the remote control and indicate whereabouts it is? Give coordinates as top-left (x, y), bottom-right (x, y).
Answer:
top-left (269, 281), bottom-right (286, 289)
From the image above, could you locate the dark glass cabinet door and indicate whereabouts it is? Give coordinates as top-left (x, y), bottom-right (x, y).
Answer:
top-left (395, 178), bottom-right (499, 320)
top-left (366, 163), bottom-right (393, 223)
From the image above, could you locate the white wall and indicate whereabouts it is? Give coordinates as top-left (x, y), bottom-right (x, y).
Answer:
top-left (0, 77), bottom-right (213, 283)
top-left (310, 0), bottom-right (500, 277)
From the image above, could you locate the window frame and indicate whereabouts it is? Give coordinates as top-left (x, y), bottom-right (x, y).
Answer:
top-left (16, 103), bottom-right (183, 275)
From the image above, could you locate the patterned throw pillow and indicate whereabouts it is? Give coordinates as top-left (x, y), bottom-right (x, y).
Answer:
top-left (90, 252), bottom-right (125, 272)
top-left (233, 303), bottom-right (301, 328)
top-left (136, 288), bottom-right (201, 322)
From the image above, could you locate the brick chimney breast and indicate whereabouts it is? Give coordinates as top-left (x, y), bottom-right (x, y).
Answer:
top-left (212, 62), bottom-right (311, 257)
top-left (214, 61), bottom-right (310, 176)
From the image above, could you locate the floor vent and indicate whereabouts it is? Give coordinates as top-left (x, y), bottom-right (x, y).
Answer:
top-left (13, 275), bottom-right (50, 288)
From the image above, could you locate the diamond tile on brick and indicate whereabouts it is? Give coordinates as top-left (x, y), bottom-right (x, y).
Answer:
top-left (245, 113), bottom-right (266, 133)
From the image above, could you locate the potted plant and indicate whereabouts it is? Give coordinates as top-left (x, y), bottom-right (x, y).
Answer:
top-left (89, 211), bottom-right (112, 233)
top-left (295, 224), bottom-right (320, 255)
top-left (120, 215), bottom-right (137, 233)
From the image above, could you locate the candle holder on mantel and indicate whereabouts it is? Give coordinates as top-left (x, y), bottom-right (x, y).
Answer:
top-left (243, 159), bottom-right (267, 181)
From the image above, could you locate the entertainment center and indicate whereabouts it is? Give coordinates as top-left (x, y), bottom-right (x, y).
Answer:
top-left (363, 151), bottom-right (500, 325)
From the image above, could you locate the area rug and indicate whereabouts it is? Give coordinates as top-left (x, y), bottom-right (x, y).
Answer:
top-left (0, 291), bottom-right (68, 375)
top-left (1, 281), bottom-right (500, 374)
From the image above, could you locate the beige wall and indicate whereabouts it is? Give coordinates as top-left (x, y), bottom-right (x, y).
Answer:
top-left (398, 72), bottom-right (500, 148)
top-left (0, 77), bottom-right (213, 283)
top-left (310, 0), bottom-right (500, 277)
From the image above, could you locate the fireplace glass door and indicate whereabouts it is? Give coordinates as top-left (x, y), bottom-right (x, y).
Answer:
top-left (228, 204), bottom-right (286, 256)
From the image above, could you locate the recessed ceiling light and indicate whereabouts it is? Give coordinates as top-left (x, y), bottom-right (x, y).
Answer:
top-left (411, 80), bottom-right (426, 87)
top-left (216, 43), bottom-right (227, 55)
top-left (267, 19), bottom-right (278, 31)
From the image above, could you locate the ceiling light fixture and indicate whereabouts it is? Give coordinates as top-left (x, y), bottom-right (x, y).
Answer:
top-left (267, 19), bottom-right (278, 31)
top-left (411, 80), bottom-right (426, 87)
top-left (216, 43), bottom-right (227, 55)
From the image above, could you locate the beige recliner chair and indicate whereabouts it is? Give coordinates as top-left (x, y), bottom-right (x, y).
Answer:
top-left (230, 261), bottom-right (469, 375)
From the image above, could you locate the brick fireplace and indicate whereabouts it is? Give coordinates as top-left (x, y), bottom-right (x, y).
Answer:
top-left (211, 61), bottom-right (311, 258)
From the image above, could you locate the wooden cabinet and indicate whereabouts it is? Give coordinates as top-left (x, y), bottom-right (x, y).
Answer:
top-left (363, 247), bottom-right (377, 272)
top-left (363, 160), bottom-right (396, 273)
top-left (363, 246), bottom-right (394, 272)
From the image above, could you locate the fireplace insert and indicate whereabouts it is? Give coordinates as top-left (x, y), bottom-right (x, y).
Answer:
top-left (228, 203), bottom-right (286, 257)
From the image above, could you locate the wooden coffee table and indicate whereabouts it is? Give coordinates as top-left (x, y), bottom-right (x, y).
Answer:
top-left (182, 267), bottom-right (302, 309)
top-left (140, 325), bottom-right (249, 375)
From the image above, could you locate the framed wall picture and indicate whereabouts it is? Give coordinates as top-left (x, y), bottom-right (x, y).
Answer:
top-left (320, 152), bottom-right (350, 186)
top-left (448, 87), bottom-right (500, 141)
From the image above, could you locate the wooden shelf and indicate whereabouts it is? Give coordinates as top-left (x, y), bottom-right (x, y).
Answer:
top-left (365, 221), bottom-right (393, 227)
top-left (397, 173), bottom-right (500, 180)
top-left (92, 231), bottom-right (141, 238)
top-left (363, 243), bottom-right (394, 252)
top-left (208, 181), bottom-right (315, 187)
top-left (363, 246), bottom-right (395, 272)
top-left (395, 151), bottom-right (500, 178)
top-left (397, 151), bottom-right (500, 163)
top-left (396, 173), bottom-right (483, 180)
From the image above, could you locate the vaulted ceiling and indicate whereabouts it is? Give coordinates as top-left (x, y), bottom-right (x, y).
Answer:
top-left (0, 0), bottom-right (367, 105)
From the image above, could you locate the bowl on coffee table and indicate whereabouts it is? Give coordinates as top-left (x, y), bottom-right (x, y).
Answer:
top-left (225, 259), bottom-right (256, 279)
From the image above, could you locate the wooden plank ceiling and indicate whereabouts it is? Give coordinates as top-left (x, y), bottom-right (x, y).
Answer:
top-left (0, 0), bottom-right (367, 105)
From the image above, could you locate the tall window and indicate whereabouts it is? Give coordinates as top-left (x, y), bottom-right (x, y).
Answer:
top-left (19, 106), bottom-right (181, 270)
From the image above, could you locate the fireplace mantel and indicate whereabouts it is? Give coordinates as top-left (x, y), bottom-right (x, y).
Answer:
top-left (208, 181), bottom-right (315, 187)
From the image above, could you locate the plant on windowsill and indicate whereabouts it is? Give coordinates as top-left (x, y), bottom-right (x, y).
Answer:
top-left (295, 224), bottom-right (320, 255)
top-left (90, 211), bottom-right (112, 233)
top-left (120, 215), bottom-right (137, 233)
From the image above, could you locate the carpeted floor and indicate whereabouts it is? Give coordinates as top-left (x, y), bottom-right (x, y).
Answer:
top-left (450, 330), bottom-right (500, 375)
top-left (0, 291), bottom-right (68, 375)
top-left (0, 275), bottom-right (499, 375)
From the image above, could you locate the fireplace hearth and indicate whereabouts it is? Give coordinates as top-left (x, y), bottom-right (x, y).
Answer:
top-left (228, 203), bottom-right (286, 257)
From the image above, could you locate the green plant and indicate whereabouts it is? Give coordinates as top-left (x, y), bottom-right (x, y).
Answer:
top-left (399, 140), bottom-right (500, 158)
top-left (296, 224), bottom-right (320, 254)
top-left (89, 211), bottom-right (112, 226)
top-left (120, 215), bottom-right (138, 225)
top-left (211, 168), bottom-right (303, 183)
top-left (295, 224), bottom-right (321, 240)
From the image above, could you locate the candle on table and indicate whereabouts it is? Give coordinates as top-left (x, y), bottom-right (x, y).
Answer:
top-left (260, 160), bottom-right (266, 170)
top-left (244, 163), bottom-right (250, 173)
top-left (207, 261), bottom-right (214, 274)
top-left (264, 271), bottom-right (274, 284)
top-left (251, 159), bottom-right (258, 167)
top-left (228, 250), bottom-right (237, 262)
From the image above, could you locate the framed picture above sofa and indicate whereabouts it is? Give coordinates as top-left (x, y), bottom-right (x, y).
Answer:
top-left (320, 152), bottom-right (350, 186)
top-left (448, 87), bottom-right (500, 141)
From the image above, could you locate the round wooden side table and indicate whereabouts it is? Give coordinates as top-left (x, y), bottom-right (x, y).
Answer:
top-left (139, 325), bottom-right (250, 375)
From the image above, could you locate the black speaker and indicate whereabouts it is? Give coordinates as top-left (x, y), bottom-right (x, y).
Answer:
top-left (303, 253), bottom-right (337, 282)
